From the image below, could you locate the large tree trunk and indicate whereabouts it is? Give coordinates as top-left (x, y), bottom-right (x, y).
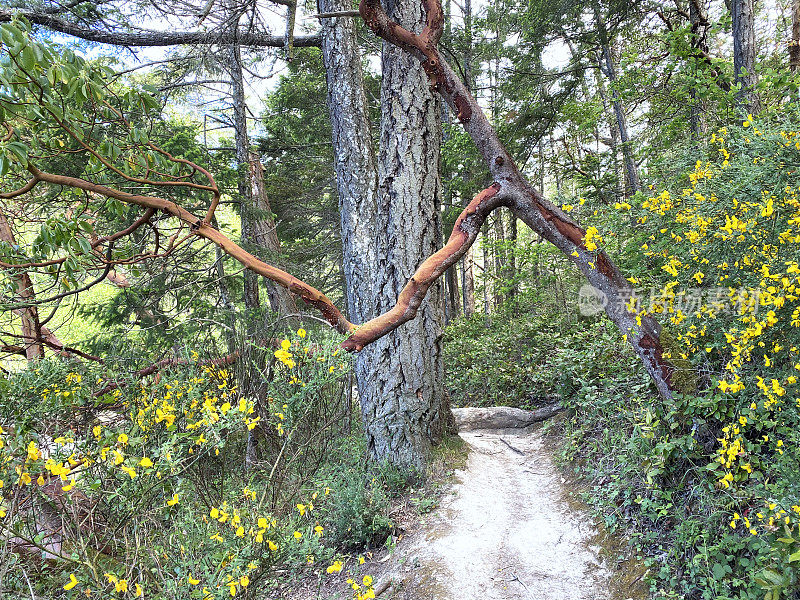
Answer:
top-left (350, 0), bottom-right (452, 470)
top-left (319, 0), bottom-right (451, 469)
top-left (731, 0), bottom-right (760, 114)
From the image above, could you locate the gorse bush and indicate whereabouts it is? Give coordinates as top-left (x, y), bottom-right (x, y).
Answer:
top-left (0, 329), bottom-right (385, 599)
top-left (564, 111), bottom-right (800, 599)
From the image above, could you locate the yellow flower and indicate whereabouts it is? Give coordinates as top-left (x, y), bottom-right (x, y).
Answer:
top-left (281, 339), bottom-right (291, 351)
top-left (236, 526), bottom-right (245, 537)
top-left (327, 561), bottom-right (343, 574)
top-left (363, 575), bottom-right (373, 586)
top-left (240, 576), bottom-right (250, 588)
top-left (167, 493), bottom-right (180, 506)
top-left (117, 433), bottom-right (128, 445)
top-left (115, 579), bottom-right (128, 593)
top-left (268, 540), bottom-right (278, 551)
top-left (139, 457), bottom-right (154, 468)
top-left (134, 583), bottom-right (143, 597)
top-left (27, 441), bottom-right (40, 462)
top-left (64, 574), bottom-right (79, 591)
top-left (188, 575), bottom-right (200, 585)
top-left (297, 328), bottom-right (307, 338)
top-left (293, 531), bottom-right (303, 540)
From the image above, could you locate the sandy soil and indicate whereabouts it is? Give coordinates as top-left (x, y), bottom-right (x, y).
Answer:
top-left (375, 426), bottom-right (613, 600)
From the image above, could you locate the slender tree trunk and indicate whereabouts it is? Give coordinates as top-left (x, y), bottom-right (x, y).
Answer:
top-left (690, 0), bottom-right (709, 138)
top-left (731, 0), bottom-right (760, 114)
top-left (506, 210), bottom-right (517, 302)
top-left (226, 38), bottom-right (297, 318)
top-left (492, 213), bottom-right (505, 307)
top-left (318, 0), bottom-right (379, 326)
top-left (460, 247), bottom-right (476, 316)
top-left (792, 0), bottom-right (800, 72)
top-left (0, 208), bottom-right (44, 360)
top-left (593, 5), bottom-right (640, 196)
top-left (594, 64), bottom-right (624, 202)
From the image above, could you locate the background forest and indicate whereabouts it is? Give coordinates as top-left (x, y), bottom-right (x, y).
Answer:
top-left (1, 0), bottom-right (800, 598)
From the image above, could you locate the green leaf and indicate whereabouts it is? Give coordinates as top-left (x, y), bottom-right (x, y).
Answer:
top-left (6, 141), bottom-right (28, 166)
top-left (77, 237), bottom-right (92, 255)
top-left (788, 550), bottom-right (800, 563)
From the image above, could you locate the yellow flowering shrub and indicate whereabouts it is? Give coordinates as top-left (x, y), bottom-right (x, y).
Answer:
top-left (0, 329), bottom-right (356, 598)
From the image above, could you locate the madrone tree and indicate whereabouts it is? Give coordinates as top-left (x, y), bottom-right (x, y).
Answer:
top-left (0, 9), bottom-right (675, 469)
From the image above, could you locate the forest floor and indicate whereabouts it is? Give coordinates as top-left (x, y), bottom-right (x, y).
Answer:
top-left (302, 410), bottom-right (649, 600)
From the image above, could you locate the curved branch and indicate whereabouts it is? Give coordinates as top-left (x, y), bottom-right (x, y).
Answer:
top-left (343, 184), bottom-right (504, 350)
top-left (26, 164), bottom-right (355, 335)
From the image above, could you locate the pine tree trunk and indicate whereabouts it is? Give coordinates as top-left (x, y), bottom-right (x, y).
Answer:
top-left (460, 249), bottom-right (476, 316)
top-left (319, 0), bottom-right (451, 469)
top-left (592, 4), bottom-right (640, 196)
top-left (318, 0), bottom-right (379, 326)
top-left (351, 0), bottom-right (452, 469)
top-left (731, 0), bottom-right (760, 114)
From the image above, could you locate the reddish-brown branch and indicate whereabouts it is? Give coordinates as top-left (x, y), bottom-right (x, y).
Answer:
top-left (0, 177), bottom-right (38, 200)
top-left (358, 0), bottom-right (675, 399)
top-left (25, 165), bottom-right (356, 335)
top-left (0, 208), bottom-right (155, 270)
top-left (343, 184), bottom-right (504, 350)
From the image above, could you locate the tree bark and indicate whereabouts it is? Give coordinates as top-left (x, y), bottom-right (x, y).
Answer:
top-left (318, 0), bottom-right (379, 328)
top-left (731, 0), bottom-right (760, 114)
top-left (460, 248), bottom-right (476, 317)
top-left (0, 208), bottom-right (44, 360)
top-left (593, 5), bottom-right (640, 196)
top-left (349, 0), bottom-right (452, 470)
top-left (792, 0), bottom-right (800, 72)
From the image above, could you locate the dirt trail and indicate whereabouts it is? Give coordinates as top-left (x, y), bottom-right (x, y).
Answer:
top-left (380, 425), bottom-right (614, 600)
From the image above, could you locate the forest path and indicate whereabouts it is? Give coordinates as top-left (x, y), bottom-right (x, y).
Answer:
top-left (378, 417), bottom-right (615, 600)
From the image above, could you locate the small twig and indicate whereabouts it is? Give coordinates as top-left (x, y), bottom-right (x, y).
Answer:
top-left (305, 10), bottom-right (362, 18)
top-left (498, 438), bottom-right (525, 455)
top-left (21, 566), bottom-right (38, 600)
